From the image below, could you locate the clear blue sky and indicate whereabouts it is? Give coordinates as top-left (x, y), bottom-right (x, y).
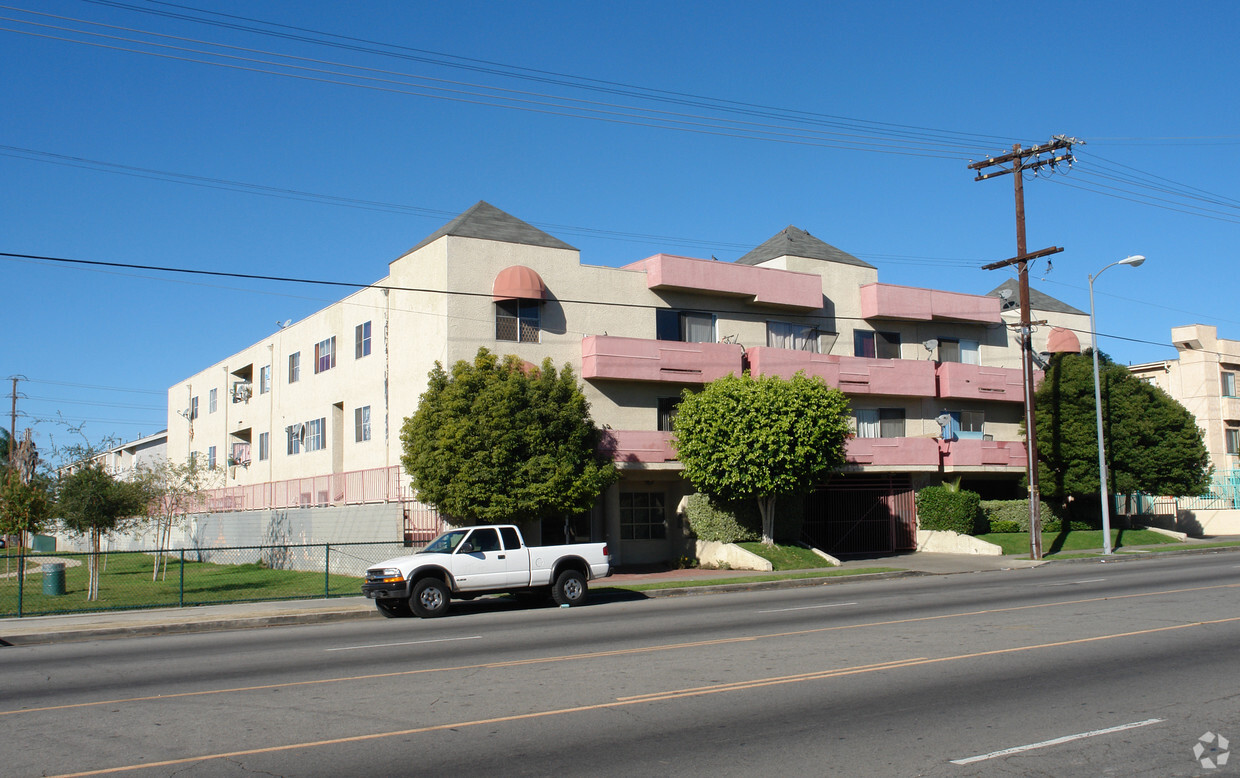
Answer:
top-left (4, 0), bottom-right (1238, 459)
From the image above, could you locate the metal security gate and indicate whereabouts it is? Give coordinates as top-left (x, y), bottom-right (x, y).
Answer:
top-left (803, 476), bottom-right (917, 555)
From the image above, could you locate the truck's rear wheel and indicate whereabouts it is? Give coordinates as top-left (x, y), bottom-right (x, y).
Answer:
top-left (375, 598), bottom-right (411, 618)
top-left (410, 578), bottom-right (451, 618)
top-left (551, 570), bottom-right (587, 607)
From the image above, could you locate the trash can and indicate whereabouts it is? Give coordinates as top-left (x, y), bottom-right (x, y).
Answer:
top-left (42, 563), bottom-right (65, 596)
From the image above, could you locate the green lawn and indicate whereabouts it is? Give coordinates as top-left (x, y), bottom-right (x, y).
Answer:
top-left (0, 550), bottom-right (363, 616)
top-left (737, 542), bottom-right (835, 570)
top-left (974, 528), bottom-right (1180, 556)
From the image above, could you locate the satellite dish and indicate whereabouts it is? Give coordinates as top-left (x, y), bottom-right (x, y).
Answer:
top-left (923, 339), bottom-right (939, 359)
top-left (998, 289), bottom-right (1013, 300)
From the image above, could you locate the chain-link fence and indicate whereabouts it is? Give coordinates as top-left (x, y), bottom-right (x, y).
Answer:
top-left (0, 541), bottom-right (413, 618)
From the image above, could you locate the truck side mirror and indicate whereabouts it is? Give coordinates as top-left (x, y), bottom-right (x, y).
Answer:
top-left (458, 542), bottom-right (475, 554)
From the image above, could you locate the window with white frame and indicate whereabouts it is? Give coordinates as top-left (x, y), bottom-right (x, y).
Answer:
top-left (288, 352), bottom-right (300, 383)
top-left (938, 338), bottom-right (980, 365)
top-left (355, 321), bottom-right (372, 358)
top-left (855, 408), bottom-right (905, 438)
top-left (286, 425), bottom-right (302, 455)
top-left (767, 321), bottom-right (819, 352)
top-left (854, 330), bottom-right (901, 359)
top-left (207, 445), bottom-right (216, 469)
top-left (305, 417), bottom-right (326, 452)
top-left (355, 406), bottom-right (371, 442)
top-left (315, 337), bottom-right (336, 374)
top-left (1223, 372), bottom-right (1237, 398)
top-left (496, 300), bottom-right (540, 343)
top-left (209, 388), bottom-right (217, 414)
top-left (619, 491), bottom-right (667, 540)
top-left (258, 432), bottom-right (270, 461)
top-left (657, 397), bottom-right (682, 432)
top-left (189, 396), bottom-right (198, 420)
top-left (1228, 427), bottom-right (1240, 456)
top-left (656, 309), bottom-right (715, 343)
top-left (259, 365), bottom-right (271, 394)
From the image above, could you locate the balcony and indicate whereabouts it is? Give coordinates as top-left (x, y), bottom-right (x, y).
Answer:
top-left (624, 253), bottom-right (823, 309)
top-left (601, 430), bottom-right (676, 464)
top-left (936, 362), bottom-right (1026, 402)
top-left (747, 347), bottom-right (937, 397)
top-left (844, 437), bottom-right (1027, 469)
top-left (860, 283), bottom-right (1001, 324)
top-left (581, 336), bottom-right (744, 384)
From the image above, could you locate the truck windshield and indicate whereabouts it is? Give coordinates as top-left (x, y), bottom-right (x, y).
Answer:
top-left (419, 530), bottom-right (467, 554)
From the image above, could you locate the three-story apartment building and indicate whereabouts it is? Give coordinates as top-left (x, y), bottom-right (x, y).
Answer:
top-left (168, 202), bottom-right (1090, 564)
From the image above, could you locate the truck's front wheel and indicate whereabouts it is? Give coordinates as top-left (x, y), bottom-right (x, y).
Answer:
top-left (552, 570), bottom-right (587, 607)
top-left (375, 598), bottom-right (412, 618)
top-left (410, 578), bottom-right (451, 618)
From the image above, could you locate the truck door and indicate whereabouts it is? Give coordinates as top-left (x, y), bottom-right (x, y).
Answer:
top-left (450, 528), bottom-right (507, 591)
top-left (499, 526), bottom-right (532, 586)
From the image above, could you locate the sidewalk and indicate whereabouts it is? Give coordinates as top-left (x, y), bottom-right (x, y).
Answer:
top-left (5, 542), bottom-right (1236, 646)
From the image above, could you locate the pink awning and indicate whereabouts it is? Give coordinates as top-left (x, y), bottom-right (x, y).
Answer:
top-left (492, 265), bottom-right (548, 301)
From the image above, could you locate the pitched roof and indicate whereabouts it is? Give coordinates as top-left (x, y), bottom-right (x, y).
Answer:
top-left (405, 201), bottom-right (577, 254)
top-left (986, 279), bottom-right (1087, 316)
top-left (735, 225), bottom-right (875, 269)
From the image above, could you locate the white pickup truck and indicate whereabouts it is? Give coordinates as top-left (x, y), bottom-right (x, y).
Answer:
top-left (362, 524), bottom-right (611, 618)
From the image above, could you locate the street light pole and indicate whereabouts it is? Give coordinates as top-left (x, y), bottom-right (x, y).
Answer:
top-left (1089, 255), bottom-right (1146, 555)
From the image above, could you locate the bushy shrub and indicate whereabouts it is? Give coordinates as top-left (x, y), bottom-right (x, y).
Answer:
top-left (684, 493), bottom-right (805, 543)
top-left (916, 486), bottom-right (982, 535)
top-left (978, 499), bottom-right (1089, 533)
top-left (987, 519), bottom-right (1023, 533)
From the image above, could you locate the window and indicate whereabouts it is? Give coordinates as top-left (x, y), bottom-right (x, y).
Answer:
top-left (945, 410), bottom-right (985, 440)
top-left (305, 418), bottom-right (326, 452)
top-left (288, 352), bottom-right (300, 383)
top-left (499, 526), bottom-right (522, 550)
top-left (286, 425), bottom-right (302, 455)
top-left (189, 396), bottom-right (198, 420)
top-left (854, 330), bottom-right (901, 359)
top-left (620, 492), bottom-right (667, 539)
top-left (259, 365), bottom-right (271, 394)
top-left (315, 337), bottom-right (336, 374)
top-left (657, 397), bottom-right (682, 432)
top-left (938, 338), bottom-right (980, 365)
top-left (496, 300), bottom-right (540, 342)
top-left (208, 388), bottom-right (217, 414)
top-left (258, 432), bottom-right (270, 462)
top-left (207, 445), bottom-right (216, 469)
top-left (767, 321), bottom-right (819, 352)
top-left (856, 408), bottom-right (905, 438)
top-left (1223, 372), bottom-right (1237, 398)
top-left (1228, 428), bottom-right (1240, 455)
top-left (355, 406), bottom-right (371, 442)
top-left (466, 527), bottom-right (501, 552)
top-left (355, 321), bottom-right (372, 358)
top-left (656, 309), bottom-right (715, 343)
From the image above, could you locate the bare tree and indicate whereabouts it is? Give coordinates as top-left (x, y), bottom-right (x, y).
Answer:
top-left (135, 457), bottom-right (221, 580)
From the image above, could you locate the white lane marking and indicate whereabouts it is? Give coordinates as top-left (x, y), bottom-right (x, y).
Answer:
top-left (326, 636), bottom-right (483, 652)
top-left (757, 602), bottom-right (857, 614)
top-left (1043, 578), bottom-right (1107, 587)
top-left (950, 718), bottom-right (1165, 765)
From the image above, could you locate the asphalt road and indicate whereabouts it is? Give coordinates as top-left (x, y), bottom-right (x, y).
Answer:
top-left (4, 553), bottom-right (1239, 776)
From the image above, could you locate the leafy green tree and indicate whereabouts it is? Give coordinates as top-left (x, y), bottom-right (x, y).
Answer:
top-left (134, 457), bottom-right (221, 581)
top-left (673, 371), bottom-right (851, 545)
top-left (400, 348), bottom-right (618, 528)
top-left (56, 463), bottom-right (152, 600)
top-left (1036, 351), bottom-right (1210, 502)
top-left (0, 470), bottom-right (53, 579)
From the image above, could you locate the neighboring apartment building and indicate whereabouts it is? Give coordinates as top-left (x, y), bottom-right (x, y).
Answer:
top-left (1130, 324), bottom-right (1240, 477)
top-left (168, 202), bottom-right (1091, 564)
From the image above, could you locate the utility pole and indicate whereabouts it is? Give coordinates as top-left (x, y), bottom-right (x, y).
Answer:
top-left (969, 137), bottom-right (1079, 560)
top-left (9, 376), bottom-right (17, 465)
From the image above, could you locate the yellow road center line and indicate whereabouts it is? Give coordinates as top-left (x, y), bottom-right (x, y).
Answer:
top-left (46, 615), bottom-right (1240, 778)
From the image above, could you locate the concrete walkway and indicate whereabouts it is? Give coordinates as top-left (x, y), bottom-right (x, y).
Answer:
top-left (3, 542), bottom-right (1236, 646)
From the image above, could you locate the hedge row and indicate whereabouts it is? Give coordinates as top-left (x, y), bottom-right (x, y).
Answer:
top-left (918, 491), bottom-right (1097, 535)
top-left (683, 493), bottom-right (805, 543)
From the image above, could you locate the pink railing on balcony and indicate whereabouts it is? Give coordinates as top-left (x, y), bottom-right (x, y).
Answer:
top-left (602, 430), bottom-right (676, 464)
top-left (942, 439), bottom-right (1027, 467)
top-left (935, 361), bottom-right (1026, 402)
top-left (192, 465), bottom-right (412, 513)
top-left (624, 253), bottom-right (823, 309)
top-left (581, 336), bottom-right (745, 383)
top-left (859, 283), bottom-right (1002, 324)
top-left (747, 347), bottom-right (938, 397)
top-left (844, 437), bottom-right (941, 467)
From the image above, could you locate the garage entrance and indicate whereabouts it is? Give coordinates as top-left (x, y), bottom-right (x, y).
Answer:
top-left (802, 475), bottom-right (917, 555)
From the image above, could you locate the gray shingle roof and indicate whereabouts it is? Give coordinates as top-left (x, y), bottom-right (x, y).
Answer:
top-left (735, 225), bottom-right (874, 269)
top-left (987, 279), bottom-right (1087, 316)
top-left (405, 201), bottom-right (577, 254)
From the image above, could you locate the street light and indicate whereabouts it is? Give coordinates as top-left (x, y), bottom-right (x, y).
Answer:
top-left (1089, 254), bottom-right (1146, 555)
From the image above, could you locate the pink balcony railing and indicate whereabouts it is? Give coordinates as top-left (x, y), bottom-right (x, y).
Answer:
top-left (747, 347), bottom-right (937, 397)
top-left (581, 336), bottom-right (745, 383)
top-left (860, 283), bottom-right (1002, 324)
top-left (935, 361), bottom-right (1025, 402)
top-left (844, 437), bottom-right (1027, 469)
top-left (941, 439), bottom-right (1027, 467)
top-left (624, 253), bottom-right (823, 309)
top-left (601, 430), bottom-right (676, 464)
top-left (191, 465), bottom-right (412, 513)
